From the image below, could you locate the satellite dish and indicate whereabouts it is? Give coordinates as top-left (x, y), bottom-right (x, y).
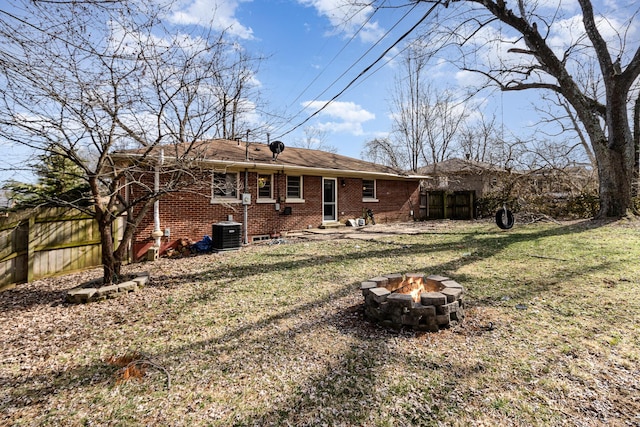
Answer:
top-left (269, 140), bottom-right (285, 160)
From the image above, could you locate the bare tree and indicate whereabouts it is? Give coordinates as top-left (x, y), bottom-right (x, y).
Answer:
top-left (420, 85), bottom-right (470, 164)
top-left (383, 44), bottom-right (470, 171)
top-left (361, 137), bottom-right (407, 169)
top-left (535, 92), bottom-right (597, 168)
top-left (291, 126), bottom-right (338, 153)
top-left (457, 112), bottom-right (503, 164)
top-left (388, 44), bottom-right (430, 172)
top-left (409, 0), bottom-right (640, 217)
top-left (214, 48), bottom-right (264, 140)
top-left (0, 0), bottom-right (257, 284)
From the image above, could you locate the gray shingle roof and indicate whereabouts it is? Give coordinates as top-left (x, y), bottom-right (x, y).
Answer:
top-left (416, 158), bottom-right (504, 175)
top-left (117, 138), bottom-right (426, 179)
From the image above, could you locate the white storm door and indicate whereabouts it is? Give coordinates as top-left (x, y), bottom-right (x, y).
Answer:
top-left (322, 178), bottom-right (337, 222)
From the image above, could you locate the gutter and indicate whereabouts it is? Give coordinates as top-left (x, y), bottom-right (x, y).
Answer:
top-left (111, 152), bottom-right (431, 180)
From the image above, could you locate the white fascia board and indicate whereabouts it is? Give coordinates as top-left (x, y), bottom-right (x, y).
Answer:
top-left (111, 152), bottom-right (430, 180)
top-left (201, 159), bottom-right (430, 180)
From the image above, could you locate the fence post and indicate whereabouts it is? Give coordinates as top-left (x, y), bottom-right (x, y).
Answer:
top-left (469, 192), bottom-right (475, 219)
top-left (443, 192), bottom-right (448, 219)
top-left (26, 214), bottom-right (35, 283)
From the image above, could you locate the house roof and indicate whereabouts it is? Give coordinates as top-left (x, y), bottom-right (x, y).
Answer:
top-left (114, 138), bottom-right (428, 180)
top-left (416, 158), bottom-right (505, 175)
top-left (0, 190), bottom-right (10, 210)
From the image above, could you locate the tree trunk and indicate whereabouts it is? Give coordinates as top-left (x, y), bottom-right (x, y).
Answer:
top-left (112, 201), bottom-right (153, 280)
top-left (594, 143), bottom-right (634, 218)
top-left (595, 85), bottom-right (637, 217)
top-left (634, 95), bottom-right (640, 198)
top-left (97, 213), bottom-right (120, 285)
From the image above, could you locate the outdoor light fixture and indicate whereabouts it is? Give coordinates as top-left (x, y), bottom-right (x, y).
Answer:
top-left (341, 179), bottom-right (346, 187)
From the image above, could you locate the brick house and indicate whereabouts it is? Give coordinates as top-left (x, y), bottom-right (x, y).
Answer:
top-left (115, 138), bottom-right (426, 259)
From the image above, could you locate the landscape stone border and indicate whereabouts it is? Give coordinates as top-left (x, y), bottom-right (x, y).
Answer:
top-left (65, 272), bottom-right (150, 304)
top-left (361, 273), bottom-right (464, 332)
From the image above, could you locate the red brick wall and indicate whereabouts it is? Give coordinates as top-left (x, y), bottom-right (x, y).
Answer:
top-left (131, 171), bottom-right (420, 259)
top-left (337, 178), bottom-right (420, 224)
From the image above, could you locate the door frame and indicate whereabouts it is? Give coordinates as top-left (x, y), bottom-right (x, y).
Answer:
top-left (322, 177), bottom-right (338, 223)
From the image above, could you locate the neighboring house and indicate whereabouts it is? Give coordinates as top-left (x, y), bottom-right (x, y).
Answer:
top-left (418, 158), bottom-right (506, 196)
top-left (0, 190), bottom-right (15, 212)
top-left (416, 159), bottom-right (597, 220)
top-left (114, 138), bottom-right (427, 259)
top-left (525, 163), bottom-right (597, 198)
top-left (416, 158), bottom-right (507, 220)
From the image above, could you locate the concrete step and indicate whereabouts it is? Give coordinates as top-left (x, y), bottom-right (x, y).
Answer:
top-left (319, 221), bottom-right (345, 229)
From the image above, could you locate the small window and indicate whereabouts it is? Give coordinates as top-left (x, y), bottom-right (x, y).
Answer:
top-left (362, 179), bottom-right (376, 199)
top-left (286, 176), bottom-right (302, 199)
top-left (212, 172), bottom-right (238, 199)
top-left (258, 174), bottom-right (272, 199)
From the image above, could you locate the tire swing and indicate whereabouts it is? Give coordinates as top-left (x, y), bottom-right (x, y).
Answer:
top-left (495, 205), bottom-right (514, 230)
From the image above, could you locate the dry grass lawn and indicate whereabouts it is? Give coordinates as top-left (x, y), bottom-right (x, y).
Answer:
top-left (1, 219), bottom-right (639, 426)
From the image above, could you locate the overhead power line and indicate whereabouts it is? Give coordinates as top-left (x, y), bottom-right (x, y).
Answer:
top-left (280, 2), bottom-right (417, 134)
top-left (274, 1), bottom-right (442, 140)
top-left (287, 2), bottom-right (384, 109)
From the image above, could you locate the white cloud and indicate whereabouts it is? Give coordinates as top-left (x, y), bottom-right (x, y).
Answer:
top-left (546, 15), bottom-right (585, 55)
top-left (454, 69), bottom-right (486, 87)
top-left (301, 100), bottom-right (375, 135)
top-left (546, 12), bottom-right (638, 62)
top-left (169, 0), bottom-right (254, 40)
top-left (357, 21), bottom-right (386, 44)
top-left (297, 0), bottom-right (384, 43)
top-left (533, 0), bottom-right (580, 13)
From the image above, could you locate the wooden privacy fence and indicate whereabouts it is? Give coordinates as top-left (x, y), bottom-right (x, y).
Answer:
top-left (420, 190), bottom-right (476, 220)
top-left (0, 207), bottom-right (124, 291)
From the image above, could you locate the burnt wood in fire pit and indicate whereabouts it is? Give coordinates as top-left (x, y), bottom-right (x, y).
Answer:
top-left (361, 273), bottom-right (464, 331)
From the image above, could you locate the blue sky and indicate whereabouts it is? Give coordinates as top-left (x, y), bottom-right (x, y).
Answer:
top-left (227, 0), bottom-right (431, 157)
top-left (170, 0), bottom-right (599, 159)
top-left (1, 0), bottom-right (637, 185)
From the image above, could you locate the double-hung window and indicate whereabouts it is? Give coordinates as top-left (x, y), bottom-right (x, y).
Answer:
top-left (211, 171), bottom-right (238, 202)
top-left (362, 179), bottom-right (377, 201)
top-left (257, 174), bottom-right (273, 200)
top-left (286, 175), bottom-right (303, 201)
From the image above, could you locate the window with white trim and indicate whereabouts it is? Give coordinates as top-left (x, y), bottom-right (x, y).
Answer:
top-left (257, 174), bottom-right (272, 199)
top-left (286, 175), bottom-right (303, 200)
top-left (212, 171), bottom-right (238, 200)
top-left (362, 179), bottom-right (376, 199)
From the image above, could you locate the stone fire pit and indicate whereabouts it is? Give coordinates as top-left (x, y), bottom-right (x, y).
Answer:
top-left (361, 273), bottom-right (464, 331)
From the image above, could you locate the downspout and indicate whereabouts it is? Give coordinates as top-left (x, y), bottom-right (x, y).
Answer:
top-left (243, 129), bottom-right (250, 245)
top-left (244, 168), bottom-right (248, 245)
top-left (152, 149), bottom-right (164, 248)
